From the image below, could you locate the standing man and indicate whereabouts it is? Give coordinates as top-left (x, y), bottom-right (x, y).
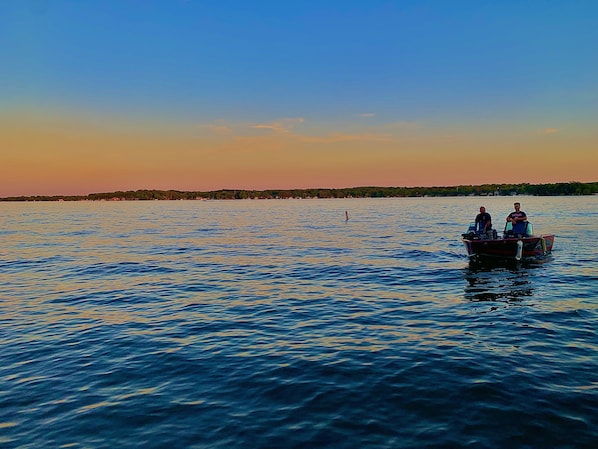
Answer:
top-left (475, 206), bottom-right (492, 238)
top-left (506, 202), bottom-right (528, 236)
top-left (506, 202), bottom-right (527, 224)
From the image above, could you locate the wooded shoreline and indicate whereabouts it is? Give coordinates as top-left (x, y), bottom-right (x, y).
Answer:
top-left (2, 182), bottom-right (597, 202)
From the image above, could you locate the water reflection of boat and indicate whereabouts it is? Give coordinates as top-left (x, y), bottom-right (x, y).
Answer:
top-left (462, 221), bottom-right (555, 262)
top-left (464, 263), bottom-right (535, 303)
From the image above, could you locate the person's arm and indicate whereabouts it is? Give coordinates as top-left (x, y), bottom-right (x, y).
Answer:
top-left (509, 212), bottom-right (526, 223)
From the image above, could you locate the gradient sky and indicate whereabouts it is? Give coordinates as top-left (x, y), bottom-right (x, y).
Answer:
top-left (1, 0), bottom-right (597, 196)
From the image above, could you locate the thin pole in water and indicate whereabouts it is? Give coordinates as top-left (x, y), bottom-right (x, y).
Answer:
top-left (345, 211), bottom-right (349, 222)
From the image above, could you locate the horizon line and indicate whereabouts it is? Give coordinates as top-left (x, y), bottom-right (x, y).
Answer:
top-left (2, 181), bottom-right (596, 201)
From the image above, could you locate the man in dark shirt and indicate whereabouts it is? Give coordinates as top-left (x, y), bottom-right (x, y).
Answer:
top-left (506, 202), bottom-right (528, 235)
top-left (506, 202), bottom-right (527, 224)
top-left (475, 206), bottom-right (492, 236)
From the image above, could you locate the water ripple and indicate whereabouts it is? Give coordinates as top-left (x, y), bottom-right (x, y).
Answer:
top-left (1, 197), bottom-right (597, 448)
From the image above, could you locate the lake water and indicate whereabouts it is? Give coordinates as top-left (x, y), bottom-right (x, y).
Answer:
top-left (1, 196), bottom-right (597, 448)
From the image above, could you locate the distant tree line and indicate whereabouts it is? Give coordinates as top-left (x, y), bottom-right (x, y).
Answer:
top-left (2, 182), bottom-right (597, 202)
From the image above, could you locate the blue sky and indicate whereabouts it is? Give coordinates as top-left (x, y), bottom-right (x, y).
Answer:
top-left (4, 0), bottom-right (596, 122)
top-left (1, 1), bottom-right (597, 195)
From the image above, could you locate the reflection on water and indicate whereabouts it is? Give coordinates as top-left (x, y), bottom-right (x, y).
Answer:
top-left (463, 260), bottom-right (546, 302)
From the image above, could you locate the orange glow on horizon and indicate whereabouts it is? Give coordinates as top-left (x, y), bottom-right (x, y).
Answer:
top-left (1, 112), bottom-right (597, 197)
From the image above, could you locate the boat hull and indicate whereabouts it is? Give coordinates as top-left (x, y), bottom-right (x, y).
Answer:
top-left (462, 235), bottom-right (555, 261)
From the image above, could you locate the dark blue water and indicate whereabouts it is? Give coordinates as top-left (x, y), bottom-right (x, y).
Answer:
top-left (1, 197), bottom-right (597, 448)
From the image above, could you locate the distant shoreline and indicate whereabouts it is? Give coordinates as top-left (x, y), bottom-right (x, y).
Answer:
top-left (2, 182), bottom-right (597, 202)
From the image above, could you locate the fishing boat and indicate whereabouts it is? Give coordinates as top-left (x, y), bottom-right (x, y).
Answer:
top-left (462, 221), bottom-right (555, 262)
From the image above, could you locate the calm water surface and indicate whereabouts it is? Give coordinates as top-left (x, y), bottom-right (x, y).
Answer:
top-left (1, 196), bottom-right (597, 448)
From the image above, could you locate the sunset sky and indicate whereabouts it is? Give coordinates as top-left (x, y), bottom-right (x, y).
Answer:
top-left (1, 0), bottom-right (597, 196)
